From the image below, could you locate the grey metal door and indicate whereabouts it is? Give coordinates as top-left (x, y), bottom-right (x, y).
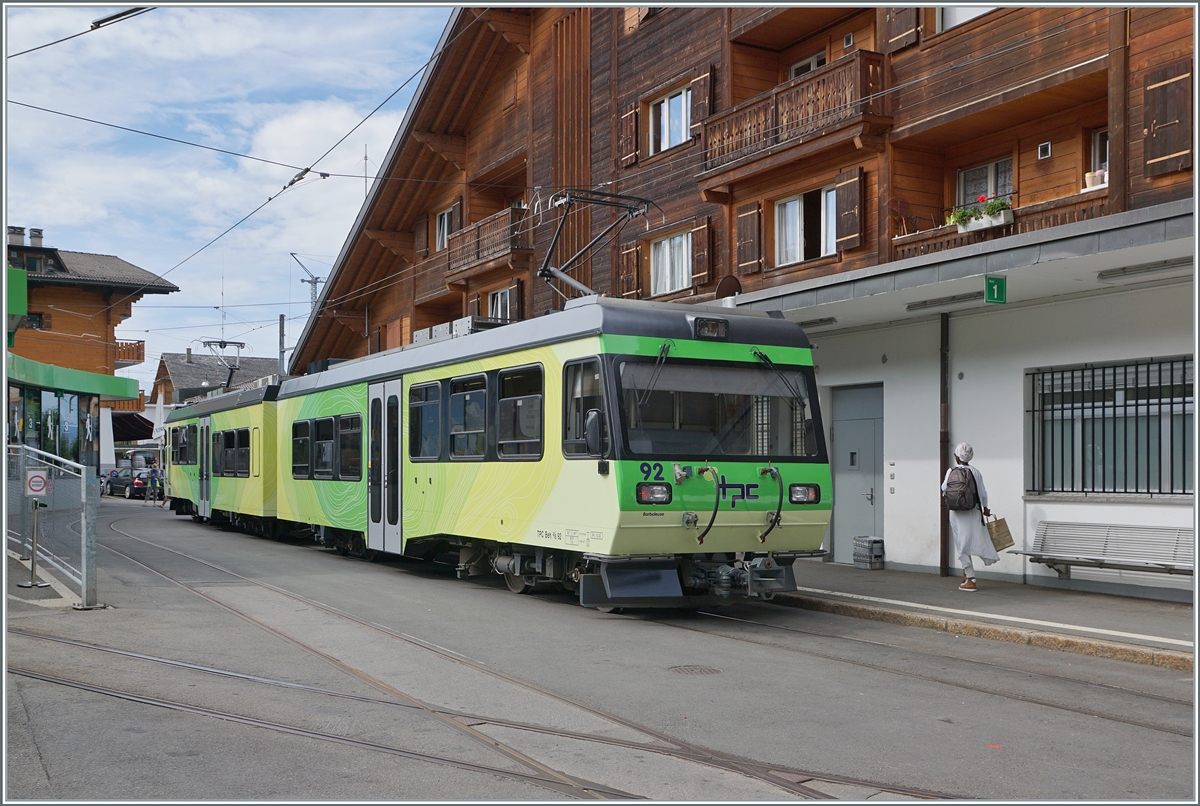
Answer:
top-left (831, 386), bottom-right (884, 563)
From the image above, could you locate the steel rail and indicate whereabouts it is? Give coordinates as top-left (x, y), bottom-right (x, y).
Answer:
top-left (100, 519), bottom-right (955, 800)
top-left (5, 667), bottom-right (629, 800)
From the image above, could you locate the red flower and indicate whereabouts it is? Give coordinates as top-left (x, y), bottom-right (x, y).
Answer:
top-left (977, 194), bottom-right (988, 204)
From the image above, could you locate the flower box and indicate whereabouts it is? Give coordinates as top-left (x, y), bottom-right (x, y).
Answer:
top-left (956, 209), bottom-right (1013, 233)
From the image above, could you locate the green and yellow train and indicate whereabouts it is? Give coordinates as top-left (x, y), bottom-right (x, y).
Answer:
top-left (166, 296), bottom-right (832, 608)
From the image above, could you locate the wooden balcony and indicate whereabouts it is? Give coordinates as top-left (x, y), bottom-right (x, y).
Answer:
top-left (699, 50), bottom-right (889, 185)
top-left (114, 339), bottom-right (145, 368)
top-left (412, 251), bottom-right (454, 306)
top-left (101, 391), bottom-right (145, 412)
top-left (446, 208), bottom-right (532, 281)
top-left (891, 189), bottom-right (1109, 262)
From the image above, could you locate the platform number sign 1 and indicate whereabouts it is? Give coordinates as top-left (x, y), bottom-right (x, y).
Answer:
top-left (985, 275), bottom-right (1007, 304)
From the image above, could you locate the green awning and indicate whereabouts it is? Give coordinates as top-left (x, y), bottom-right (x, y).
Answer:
top-left (7, 353), bottom-right (139, 399)
top-left (7, 267), bottom-right (28, 317)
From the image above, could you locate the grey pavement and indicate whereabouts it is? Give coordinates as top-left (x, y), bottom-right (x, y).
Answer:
top-left (782, 559), bottom-right (1194, 668)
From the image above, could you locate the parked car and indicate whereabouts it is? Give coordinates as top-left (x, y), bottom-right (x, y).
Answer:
top-left (122, 449), bottom-right (159, 469)
top-left (106, 468), bottom-right (150, 499)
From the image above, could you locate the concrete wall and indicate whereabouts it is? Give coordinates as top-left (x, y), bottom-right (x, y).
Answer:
top-left (812, 281), bottom-right (1194, 598)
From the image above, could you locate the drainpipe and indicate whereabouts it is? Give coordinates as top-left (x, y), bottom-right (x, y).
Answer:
top-left (939, 312), bottom-right (950, 577)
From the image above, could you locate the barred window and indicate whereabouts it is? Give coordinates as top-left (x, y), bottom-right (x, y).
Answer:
top-left (1028, 358), bottom-right (1193, 494)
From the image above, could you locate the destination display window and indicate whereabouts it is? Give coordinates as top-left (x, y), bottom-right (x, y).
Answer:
top-left (313, 418), bottom-right (335, 477)
top-left (337, 414), bottom-right (362, 480)
top-left (409, 383), bottom-right (441, 460)
top-left (292, 421), bottom-right (310, 478)
top-left (497, 366), bottom-right (543, 459)
top-left (449, 376), bottom-right (487, 459)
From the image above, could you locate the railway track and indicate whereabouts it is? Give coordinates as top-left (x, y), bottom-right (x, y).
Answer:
top-left (15, 516), bottom-right (959, 800)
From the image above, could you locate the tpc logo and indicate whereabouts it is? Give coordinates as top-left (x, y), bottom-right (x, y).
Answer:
top-left (718, 474), bottom-right (759, 508)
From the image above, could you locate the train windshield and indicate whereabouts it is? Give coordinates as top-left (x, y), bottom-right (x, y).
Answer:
top-left (617, 359), bottom-right (823, 460)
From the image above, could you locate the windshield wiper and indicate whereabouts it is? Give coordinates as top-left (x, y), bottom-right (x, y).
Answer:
top-left (636, 342), bottom-right (672, 408)
top-left (753, 349), bottom-right (804, 403)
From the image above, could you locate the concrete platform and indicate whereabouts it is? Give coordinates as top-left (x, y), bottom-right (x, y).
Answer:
top-left (779, 560), bottom-right (1194, 670)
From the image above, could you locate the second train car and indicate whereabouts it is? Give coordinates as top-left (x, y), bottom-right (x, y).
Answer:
top-left (166, 295), bottom-right (832, 607)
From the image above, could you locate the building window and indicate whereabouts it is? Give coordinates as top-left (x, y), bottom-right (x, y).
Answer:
top-left (1092, 128), bottom-right (1109, 180)
top-left (938, 7), bottom-right (995, 32)
top-left (313, 418), bottom-right (335, 477)
top-left (292, 421), bottom-right (310, 478)
top-left (449, 376), bottom-right (486, 459)
top-left (25, 256), bottom-right (42, 273)
top-left (649, 85), bottom-right (691, 155)
top-left (488, 288), bottom-right (510, 320)
top-left (790, 52), bottom-right (827, 79)
top-left (498, 366), bottom-right (543, 459)
top-left (563, 359), bottom-right (607, 457)
top-left (435, 208), bottom-right (453, 252)
top-left (958, 157), bottom-right (1012, 206)
top-left (409, 383), bottom-right (441, 460)
top-left (775, 186), bottom-right (836, 267)
top-left (649, 230), bottom-right (691, 296)
top-left (1028, 358), bottom-right (1193, 495)
top-left (337, 414), bottom-right (361, 480)
top-left (24, 313), bottom-right (43, 329)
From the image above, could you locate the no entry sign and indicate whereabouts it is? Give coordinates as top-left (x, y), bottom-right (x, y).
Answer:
top-left (24, 469), bottom-right (50, 497)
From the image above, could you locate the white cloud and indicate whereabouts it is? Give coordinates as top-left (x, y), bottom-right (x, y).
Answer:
top-left (6, 5), bottom-right (451, 390)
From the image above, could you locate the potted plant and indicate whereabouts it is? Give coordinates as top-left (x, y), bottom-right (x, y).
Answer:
top-left (949, 195), bottom-right (1013, 233)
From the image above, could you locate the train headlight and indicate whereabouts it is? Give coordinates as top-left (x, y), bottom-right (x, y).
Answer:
top-left (636, 482), bottom-right (673, 505)
top-left (789, 484), bottom-right (820, 504)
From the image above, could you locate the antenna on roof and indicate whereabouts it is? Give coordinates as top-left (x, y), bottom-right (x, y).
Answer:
top-left (291, 253), bottom-right (325, 313)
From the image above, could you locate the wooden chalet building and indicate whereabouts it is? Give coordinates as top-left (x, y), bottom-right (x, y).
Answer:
top-left (292, 7), bottom-right (1193, 599)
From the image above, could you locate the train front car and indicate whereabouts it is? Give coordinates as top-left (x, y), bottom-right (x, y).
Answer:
top-left (573, 301), bottom-right (830, 608)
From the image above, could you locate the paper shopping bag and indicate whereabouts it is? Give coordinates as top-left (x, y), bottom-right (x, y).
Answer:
top-left (986, 516), bottom-right (1014, 552)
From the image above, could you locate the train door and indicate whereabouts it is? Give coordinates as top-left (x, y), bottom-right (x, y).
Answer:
top-left (830, 385), bottom-right (884, 563)
top-left (198, 416), bottom-right (212, 518)
top-left (367, 379), bottom-right (403, 554)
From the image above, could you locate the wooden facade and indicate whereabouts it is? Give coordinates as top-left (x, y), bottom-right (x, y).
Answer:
top-left (291, 6), bottom-right (1193, 373)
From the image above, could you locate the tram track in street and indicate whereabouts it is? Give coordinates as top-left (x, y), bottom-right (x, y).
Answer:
top-left (78, 516), bottom-right (959, 800)
top-left (652, 609), bottom-right (1195, 739)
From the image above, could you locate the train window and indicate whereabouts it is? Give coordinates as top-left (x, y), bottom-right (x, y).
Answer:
top-left (236, 428), bottom-right (250, 477)
top-left (292, 421), bottom-right (310, 478)
top-left (313, 418), bottom-right (335, 477)
top-left (337, 414), bottom-right (362, 481)
top-left (223, 431), bottom-right (237, 477)
top-left (563, 359), bottom-right (607, 456)
top-left (212, 431), bottom-right (223, 476)
top-left (186, 425), bottom-right (197, 464)
top-left (498, 366), bottom-right (543, 459)
top-left (386, 397), bottom-right (399, 524)
top-left (251, 427), bottom-right (260, 477)
top-left (449, 377), bottom-right (486, 459)
top-left (170, 428), bottom-right (180, 464)
top-left (369, 401), bottom-right (382, 523)
top-left (408, 383), bottom-right (441, 460)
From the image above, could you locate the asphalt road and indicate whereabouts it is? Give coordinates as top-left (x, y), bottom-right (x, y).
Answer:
top-left (7, 499), bottom-right (1194, 800)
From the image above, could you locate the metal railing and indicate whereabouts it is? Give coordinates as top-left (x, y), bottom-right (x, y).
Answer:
top-left (6, 444), bottom-right (100, 607)
top-left (702, 50), bottom-right (887, 173)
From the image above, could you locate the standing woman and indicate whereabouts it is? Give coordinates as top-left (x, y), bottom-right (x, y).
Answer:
top-left (941, 442), bottom-right (998, 591)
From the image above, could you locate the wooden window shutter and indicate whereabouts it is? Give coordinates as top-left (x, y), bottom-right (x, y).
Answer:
top-left (1143, 59), bottom-right (1193, 178)
top-left (735, 202), bottom-right (761, 276)
top-left (467, 293), bottom-right (481, 318)
top-left (619, 242), bottom-right (642, 298)
top-left (451, 196), bottom-right (463, 232)
top-left (506, 278), bottom-right (524, 321)
top-left (619, 104), bottom-right (639, 168)
top-left (689, 66), bottom-right (712, 138)
top-left (413, 215), bottom-right (428, 258)
top-left (835, 167), bottom-right (865, 252)
top-left (691, 216), bottom-right (712, 285)
top-left (884, 8), bottom-right (918, 54)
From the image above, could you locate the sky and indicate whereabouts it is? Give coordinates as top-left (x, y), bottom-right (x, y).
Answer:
top-left (5, 4), bottom-right (453, 393)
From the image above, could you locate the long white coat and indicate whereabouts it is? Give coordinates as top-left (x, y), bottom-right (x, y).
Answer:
top-left (941, 464), bottom-right (999, 565)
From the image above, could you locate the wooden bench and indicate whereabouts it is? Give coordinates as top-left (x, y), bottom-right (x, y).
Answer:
top-left (1012, 521), bottom-right (1194, 578)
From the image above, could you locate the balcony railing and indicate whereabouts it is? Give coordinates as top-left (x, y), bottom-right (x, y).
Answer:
top-left (446, 207), bottom-right (532, 277)
top-left (891, 190), bottom-right (1109, 262)
top-left (114, 340), bottom-right (145, 368)
top-left (102, 391), bottom-right (145, 412)
top-left (702, 50), bottom-right (886, 174)
top-left (412, 251), bottom-right (452, 305)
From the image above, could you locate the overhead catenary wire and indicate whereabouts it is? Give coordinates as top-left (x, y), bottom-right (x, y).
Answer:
top-left (7, 6), bottom-right (154, 59)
